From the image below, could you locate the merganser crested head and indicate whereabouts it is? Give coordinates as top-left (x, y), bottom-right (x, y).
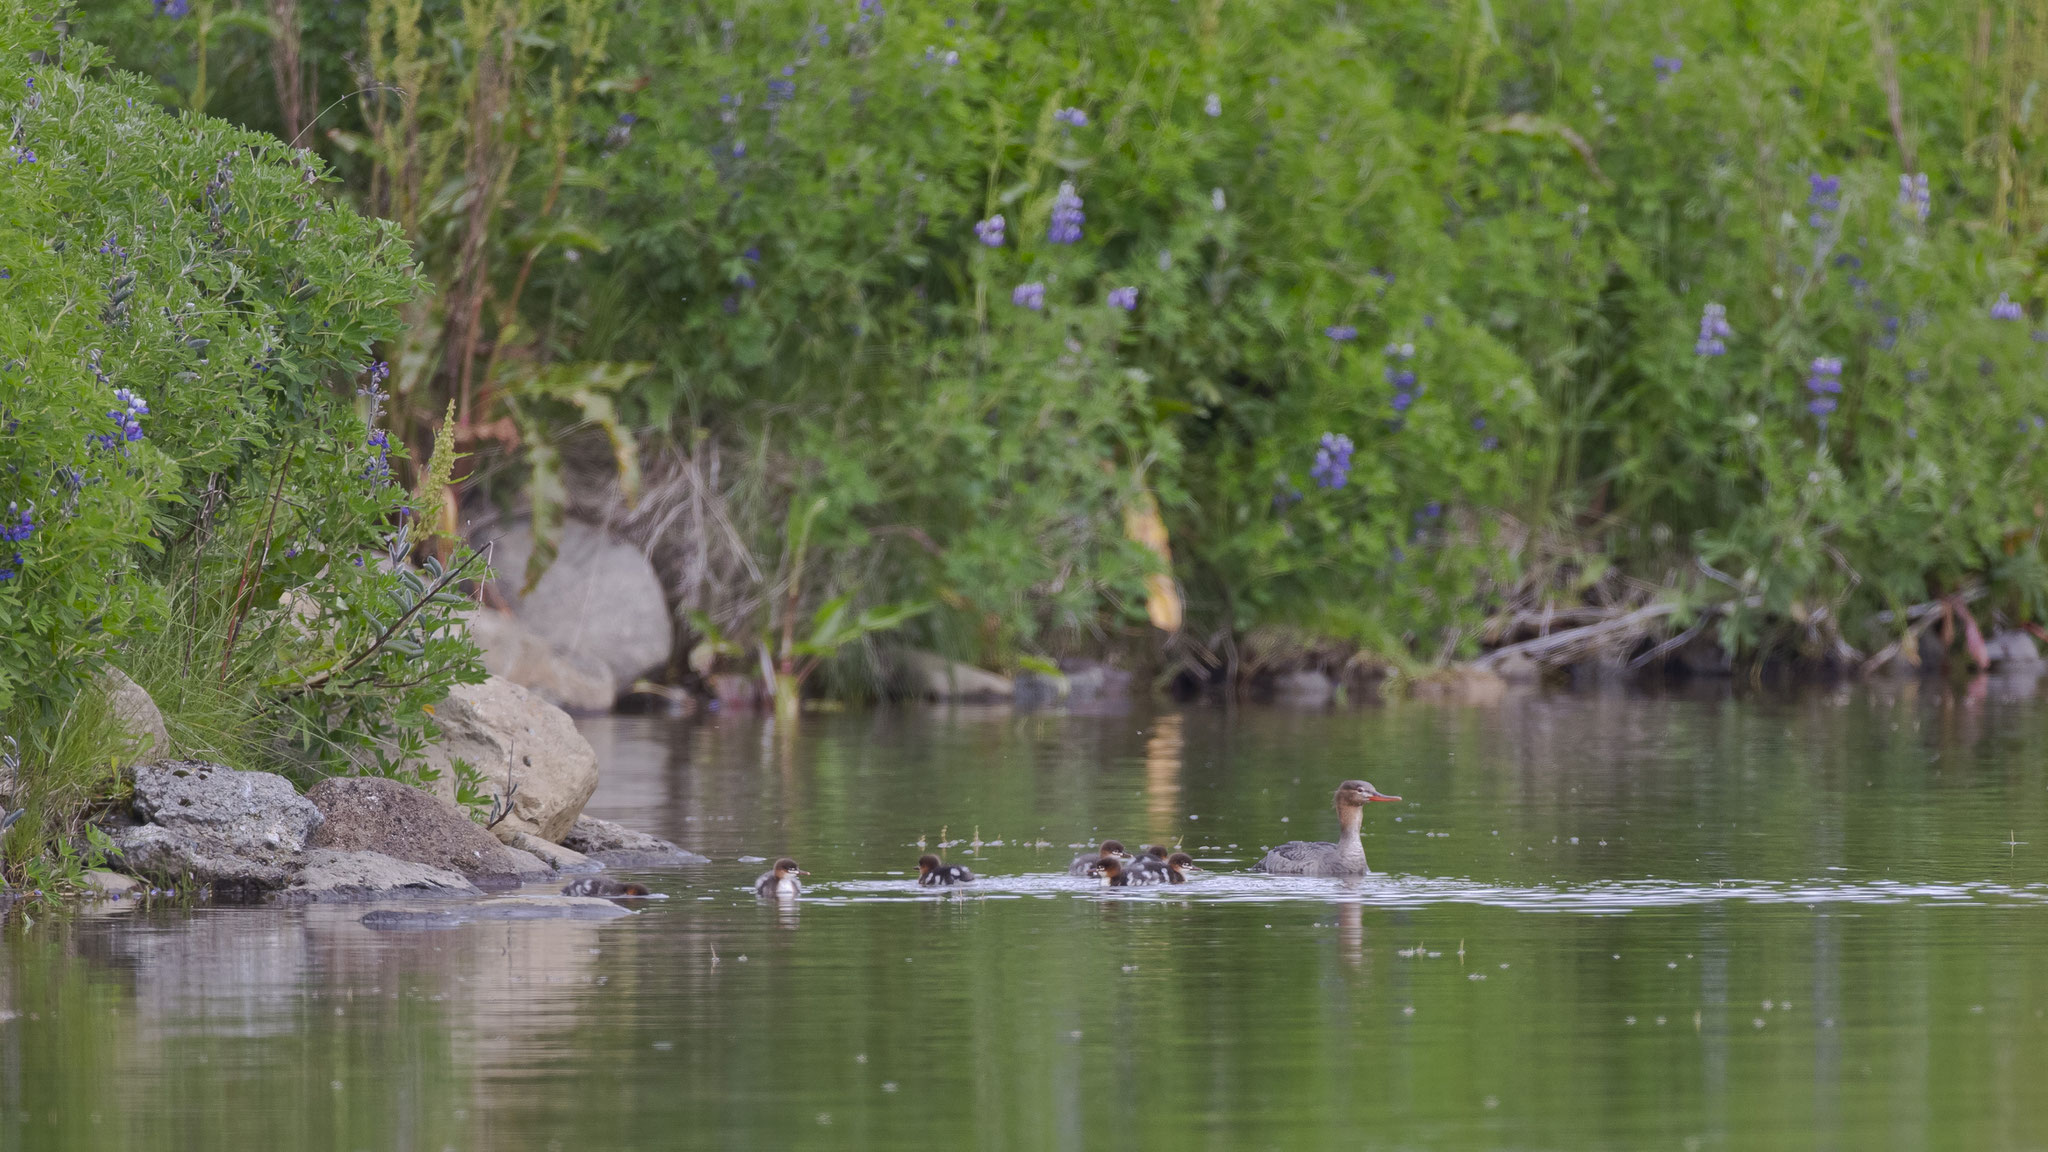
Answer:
top-left (917, 853), bottom-right (974, 885)
top-left (1335, 780), bottom-right (1401, 808)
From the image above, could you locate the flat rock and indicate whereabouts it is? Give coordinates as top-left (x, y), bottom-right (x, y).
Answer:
top-left (560, 815), bottom-right (710, 866)
top-left (1269, 669), bottom-right (1335, 707)
top-left (305, 775), bottom-right (548, 887)
top-left (359, 895), bottom-right (634, 930)
top-left (280, 849), bottom-right (482, 903)
top-left (495, 828), bottom-right (604, 873)
top-left (112, 823), bottom-right (292, 899)
top-left (467, 607), bottom-right (618, 713)
top-left (418, 677), bottom-right (601, 843)
top-left (132, 760), bottom-right (321, 858)
top-left (82, 870), bottom-right (143, 898)
top-left (1986, 630), bottom-right (2042, 668)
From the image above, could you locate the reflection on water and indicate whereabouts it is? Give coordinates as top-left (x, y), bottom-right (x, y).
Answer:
top-left (6, 685), bottom-right (2048, 1150)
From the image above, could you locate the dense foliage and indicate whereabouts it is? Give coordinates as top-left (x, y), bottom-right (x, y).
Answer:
top-left (0, 5), bottom-right (482, 879)
top-left (60, 0), bottom-right (2048, 676)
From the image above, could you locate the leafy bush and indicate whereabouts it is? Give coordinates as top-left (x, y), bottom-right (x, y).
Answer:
top-left (0, 8), bottom-right (484, 877)
top-left (74, 0), bottom-right (2048, 670)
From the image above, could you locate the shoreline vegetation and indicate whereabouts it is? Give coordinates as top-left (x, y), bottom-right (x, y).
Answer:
top-left (11, 2), bottom-right (2048, 897)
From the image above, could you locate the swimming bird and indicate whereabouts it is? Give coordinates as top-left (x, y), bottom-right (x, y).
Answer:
top-left (754, 857), bottom-right (806, 898)
top-left (1126, 851), bottom-right (1197, 885)
top-left (1069, 840), bottom-right (1131, 877)
top-left (1087, 857), bottom-right (1130, 887)
top-left (1127, 844), bottom-right (1173, 880)
top-left (561, 877), bottom-right (654, 898)
top-left (917, 854), bottom-right (974, 886)
top-left (1256, 780), bottom-right (1401, 877)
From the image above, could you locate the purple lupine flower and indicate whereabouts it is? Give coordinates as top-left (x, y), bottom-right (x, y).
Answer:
top-left (858, 0), bottom-right (881, 21)
top-left (1047, 182), bottom-right (1084, 244)
top-left (1806, 356), bottom-right (1842, 423)
top-left (1203, 92), bottom-right (1222, 117)
top-left (1384, 367), bottom-right (1417, 389)
top-left (1384, 342), bottom-right (1414, 359)
top-left (1390, 391), bottom-right (1415, 414)
top-left (1012, 281), bottom-right (1045, 310)
top-left (1695, 302), bottom-right (1732, 356)
top-left (1054, 107), bottom-right (1089, 127)
top-left (1652, 55), bottom-right (1682, 81)
top-left (767, 78), bottom-right (795, 102)
top-left (1310, 433), bottom-right (1353, 489)
top-left (1421, 501), bottom-right (1443, 519)
top-left (1481, 437), bottom-right (1499, 451)
top-left (1992, 293), bottom-right (2024, 321)
top-left (153, 0), bottom-right (188, 16)
top-left (1325, 325), bottom-right (1358, 342)
top-left (732, 139), bottom-right (747, 158)
top-left (1106, 286), bottom-right (1138, 311)
top-left (1, 504), bottom-right (33, 544)
top-left (9, 147), bottom-right (34, 164)
top-left (974, 215), bottom-right (1006, 247)
top-left (1899, 172), bottom-right (1930, 222)
top-left (1807, 174), bottom-right (1841, 227)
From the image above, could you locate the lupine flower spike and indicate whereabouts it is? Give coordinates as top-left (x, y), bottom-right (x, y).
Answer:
top-left (1310, 433), bottom-right (1353, 489)
top-left (1695, 302), bottom-right (1732, 356)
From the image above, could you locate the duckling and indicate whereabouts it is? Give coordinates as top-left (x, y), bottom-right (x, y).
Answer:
top-left (561, 877), bottom-right (654, 899)
top-left (1086, 857), bottom-right (1131, 887)
top-left (917, 854), bottom-right (974, 886)
top-left (1127, 852), bottom-right (1199, 885)
top-left (1069, 840), bottom-right (1131, 877)
top-left (1126, 844), bottom-right (1173, 880)
top-left (754, 857), bottom-right (805, 898)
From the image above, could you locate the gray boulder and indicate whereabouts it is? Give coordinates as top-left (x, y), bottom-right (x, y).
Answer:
top-left (1269, 669), bottom-right (1335, 707)
top-left (560, 815), bottom-right (710, 866)
top-left (494, 828), bottom-right (604, 873)
top-left (484, 519), bottom-right (673, 693)
top-left (1985, 630), bottom-right (2043, 668)
top-left (466, 607), bottom-right (618, 713)
top-left (889, 650), bottom-right (1014, 701)
top-left (280, 849), bottom-right (483, 903)
top-left (112, 824), bottom-right (293, 899)
top-left (305, 775), bottom-right (548, 888)
top-left (416, 677), bottom-right (601, 843)
top-left (131, 761), bottom-right (321, 858)
top-left (104, 666), bottom-right (170, 764)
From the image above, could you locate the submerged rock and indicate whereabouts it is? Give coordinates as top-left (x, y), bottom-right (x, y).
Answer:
top-left (82, 870), bottom-right (144, 898)
top-left (280, 849), bottom-right (482, 903)
top-left (417, 677), bottom-right (601, 843)
top-left (466, 607), bottom-right (619, 713)
top-left (485, 519), bottom-right (673, 695)
top-left (560, 815), bottom-right (710, 866)
top-left (305, 775), bottom-right (549, 888)
top-left (359, 894), bottom-right (635, 929)
top-left (1268, 669), bottom-right (1335, 707)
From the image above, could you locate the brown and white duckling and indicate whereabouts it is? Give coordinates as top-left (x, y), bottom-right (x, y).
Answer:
top-left (1086, 857), bottom-right (1131, 887)
top-left (917, 854), bottom-right (974, 886)
top-left (1069, 840), bottom-right (1132, 877)
top-left (1127, 852), bottom-right (1199, 885)
top-left (561, 877), bottom-right (654, 899)
top-left (1126, 844), bottom-right (1173, 880)
top-left (754, 857), bottom-right (806, 898)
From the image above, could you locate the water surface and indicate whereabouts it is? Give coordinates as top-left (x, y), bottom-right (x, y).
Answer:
top-left (7, 682), bottom-right (2048, 1150)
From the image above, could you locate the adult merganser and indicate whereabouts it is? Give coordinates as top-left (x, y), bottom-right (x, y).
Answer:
top-left (754, 858), bottom-right (806, 898)
top-left (1256, 780), bottom-right (1401, 877)
top-left (917, 854), bottom-right (974, 886)
top-left (561, 877), bottom-right (654, 898)
top-left (1126, 851), bottom-right (1198, 885)
top-left (1069, 840), bottom-right (1132, 876)
top-left (1087, 857), bottom-right (1131, 887)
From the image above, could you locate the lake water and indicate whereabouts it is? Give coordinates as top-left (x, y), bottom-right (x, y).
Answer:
top-left (6, 682), bottom-right (2048, 1150)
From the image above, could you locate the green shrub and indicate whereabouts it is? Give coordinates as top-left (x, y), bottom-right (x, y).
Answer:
top-left (0, 9), bottom-right (483, 872)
